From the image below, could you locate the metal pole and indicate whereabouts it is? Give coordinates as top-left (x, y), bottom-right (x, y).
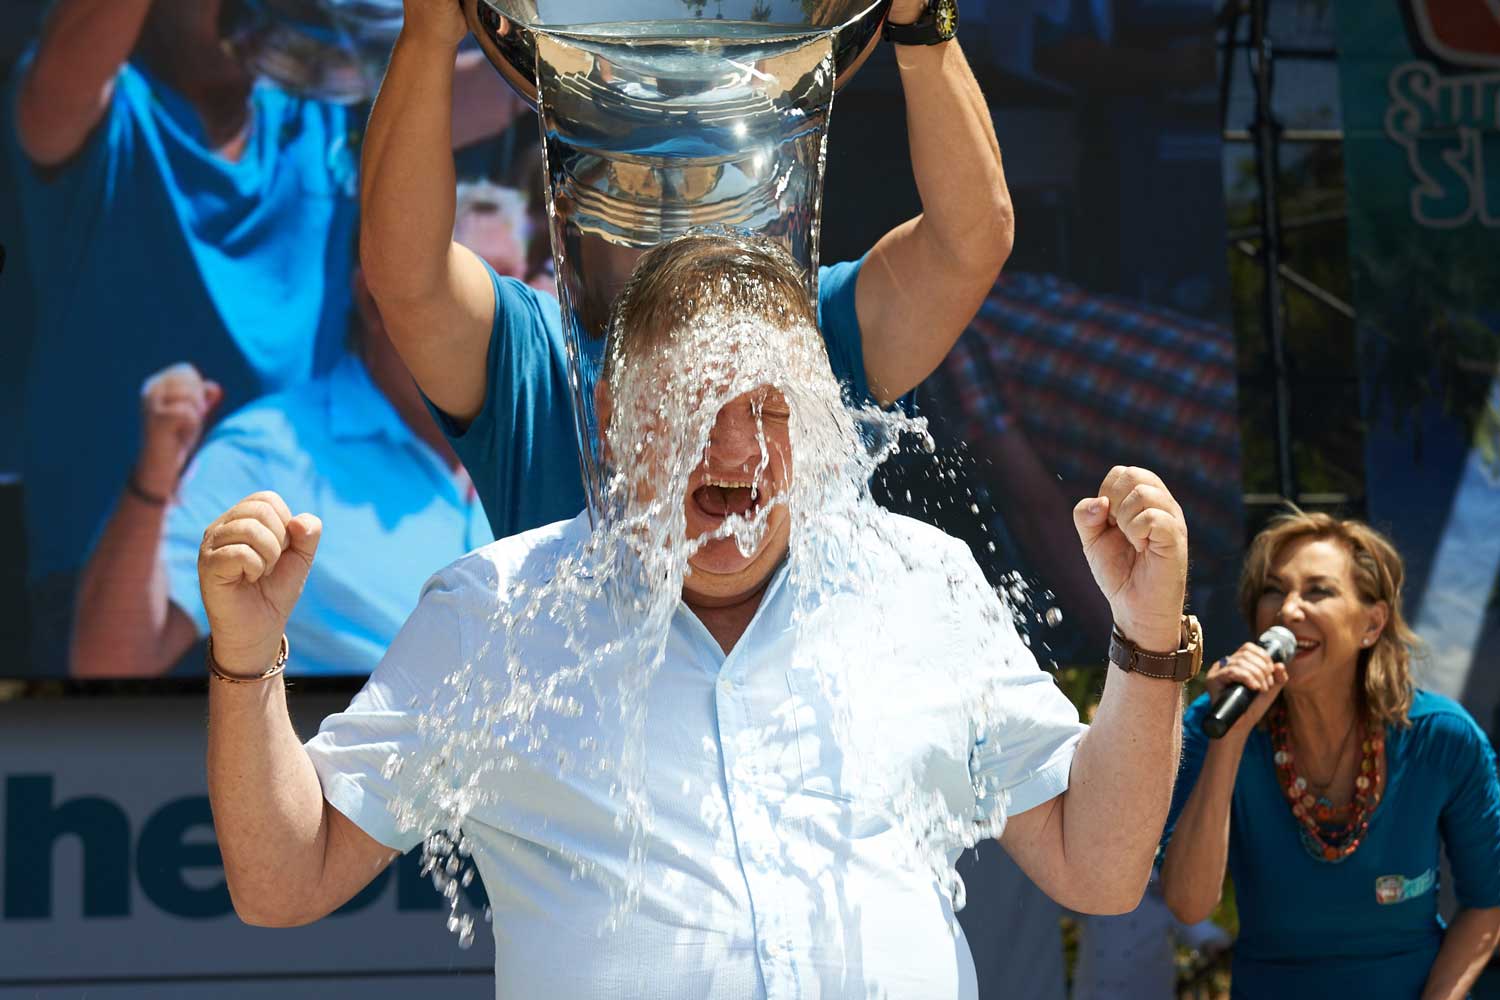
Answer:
top-left (1217, 0), bottom-right (1241, 137)
top-left (1249, 0), bottom-right (1297, 501)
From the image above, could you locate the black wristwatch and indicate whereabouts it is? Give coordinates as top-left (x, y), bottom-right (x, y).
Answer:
top-left (883, 0), bottom-right (959, 46)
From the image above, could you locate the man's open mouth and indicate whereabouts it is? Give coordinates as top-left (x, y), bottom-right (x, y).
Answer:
top-left (693, 478), bottom-right (761, 518)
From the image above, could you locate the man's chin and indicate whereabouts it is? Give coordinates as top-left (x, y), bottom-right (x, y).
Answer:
top-left (687, 540), bottom-right (760, 579)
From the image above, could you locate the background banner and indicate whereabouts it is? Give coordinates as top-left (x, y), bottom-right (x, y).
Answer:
top-left (0, 0), bottom-right (1240, 680)
top-left (1333, 0), bottom-right (1500, 729)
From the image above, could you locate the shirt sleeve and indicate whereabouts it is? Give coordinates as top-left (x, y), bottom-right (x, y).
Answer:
top-left (304, 568), bottom-right (471, 852)
top-left (963, 548), bottom-right (1088, 819)
top-left (1435, 710), bottom-right (1500, 909)
top-left (815, 257), bottom-right (877, 407)
top-left (5, 54), bottom-right (133, 209)
top-left (420, 259), bottom-right (575, 533)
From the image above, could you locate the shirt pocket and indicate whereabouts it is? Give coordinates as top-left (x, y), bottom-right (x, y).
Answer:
top-left (786, 672), bottom-right (857, 802)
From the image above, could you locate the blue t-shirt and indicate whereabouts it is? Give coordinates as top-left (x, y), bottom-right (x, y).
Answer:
top-left (6, 59), bottom-right (360, 582)
top-left (432, 258), bottom-right (872, 540)
top-left (1163, 691), bottom-right (1500, 998)
top-left (164, 355), bottom-right (493, 676)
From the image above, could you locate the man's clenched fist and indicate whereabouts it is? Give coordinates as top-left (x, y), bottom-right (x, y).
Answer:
top-left (1072, 466), bottom-right (1189, 654)
top-left (136, 362), bottom-right (222, 501)
top-left (198, 491), bottom-right (321, 678)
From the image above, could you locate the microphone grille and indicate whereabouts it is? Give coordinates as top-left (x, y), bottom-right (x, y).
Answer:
top-left (1261, 625), bottom-right (1297, 663)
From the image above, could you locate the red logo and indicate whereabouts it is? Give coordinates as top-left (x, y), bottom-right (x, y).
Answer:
top-left (1408, 0), bottom-right (1500, 69)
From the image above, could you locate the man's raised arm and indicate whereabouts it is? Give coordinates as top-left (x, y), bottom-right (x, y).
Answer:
top-left (360, 0), bottom-right (498, 425)
top-left (201, 492), bottom-right (397, 926)
top-left (855, 2), bottom-right (1015, 403)
top-left (15, 0), bottom-right (152, 167)
top-left (998, 467), bottom-right (1187, 914)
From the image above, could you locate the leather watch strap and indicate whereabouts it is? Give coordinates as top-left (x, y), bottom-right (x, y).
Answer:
top-left (1108, 615), bottom-right (1202, 682)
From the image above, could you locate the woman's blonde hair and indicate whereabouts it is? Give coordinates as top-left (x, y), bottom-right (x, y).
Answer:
top-left (1238, 508), bottom-right (1419, 726)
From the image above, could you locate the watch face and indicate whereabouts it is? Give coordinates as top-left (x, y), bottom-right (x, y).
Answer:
top-left (935, 0), bottom-right (959, 39)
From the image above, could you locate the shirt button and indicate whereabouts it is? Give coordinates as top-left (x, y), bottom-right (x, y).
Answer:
top-left (719, 676), bottom-right (734, 694)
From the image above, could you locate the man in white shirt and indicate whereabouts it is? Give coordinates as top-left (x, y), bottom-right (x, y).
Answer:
top-left (198, 234), bottom-right (1194, 999)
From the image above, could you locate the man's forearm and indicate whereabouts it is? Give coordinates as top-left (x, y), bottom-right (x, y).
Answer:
top-left (897, 41), bottom-right (1012, 268)
top-left (18, 0), bottom-right (151, 165)
top-left (1060, 666), bottom-right (1183, 911)
top-left (1423, 907), bottom-right (1500, 1000)
top-left (857, 40), bottom-right (1014, 399)
top-left (207, 676), bottom-right (336, 926)
top-left (71, 494), bottom-right (186, 677)
top-left (360, 30), bottom-right (462, 303)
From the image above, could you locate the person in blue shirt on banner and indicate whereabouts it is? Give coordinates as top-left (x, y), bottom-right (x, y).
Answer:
top-left (67, 183), bottom-right (529, 678)
top-left (6, 0), bottom-right (520, 672)
top-left (7, 0), bottom-right (358, 653)
top-left (358, 0), bottom-right (1017, 539)
top-left (1159, 509), bottom-right (1500, 999)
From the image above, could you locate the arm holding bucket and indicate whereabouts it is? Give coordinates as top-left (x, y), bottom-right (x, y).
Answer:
top-left (856, 16), bottom-right (1014, 403)
top-left (14, 0), bottom-right (151, 167)
top-left (360, 2), bottom-right (499, 427)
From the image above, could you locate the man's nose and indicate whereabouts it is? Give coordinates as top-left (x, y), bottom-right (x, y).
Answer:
top-left (707, 409), bottom-right (762, 470)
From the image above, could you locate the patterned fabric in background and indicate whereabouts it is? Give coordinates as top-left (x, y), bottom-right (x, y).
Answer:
top-left (940, 272), bottom-right (1242, 565)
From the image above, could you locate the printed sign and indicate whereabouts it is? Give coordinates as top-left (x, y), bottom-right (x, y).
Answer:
top-left (0, 695), bottom-right (491, 996)
top-left (1333, 0), bottom-right (1500, 724)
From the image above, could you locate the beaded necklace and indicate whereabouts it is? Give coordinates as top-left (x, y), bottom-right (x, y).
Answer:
top-left (1269, 702), bottom-right (1383, 863)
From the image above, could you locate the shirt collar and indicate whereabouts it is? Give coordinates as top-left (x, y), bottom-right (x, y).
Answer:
top-left (327, 353), bottom-right (414, 445)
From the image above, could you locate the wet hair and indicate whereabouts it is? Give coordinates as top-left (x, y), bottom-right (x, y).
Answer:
top-left (602, 233), bottom-right (817, 383)
top-left (1238, 508), bottom-right (1418, 726)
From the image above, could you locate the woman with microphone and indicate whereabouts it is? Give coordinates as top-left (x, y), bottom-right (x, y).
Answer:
top-left (1159, 509), bottom-right (1500, 998)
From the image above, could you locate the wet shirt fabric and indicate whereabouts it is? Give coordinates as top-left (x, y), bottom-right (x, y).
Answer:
top-left (427, 258), bottom-right (872, 540)
top-left (305, 510), bottom-right (1087, 1000)
top-left (5, 59), bottom-right (359, 584)
top-left (1163, 691), bottom-right (1500, 998)
top-left (163, 356), bottom-right (492, 676)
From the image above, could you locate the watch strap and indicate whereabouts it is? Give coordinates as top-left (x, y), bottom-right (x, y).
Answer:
top-left (882, 0), bottom-right (959, 45)
top-left (1109, 615), bottom-right (1202, 682)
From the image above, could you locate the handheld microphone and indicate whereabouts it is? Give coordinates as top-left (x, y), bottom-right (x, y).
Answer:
top-left (1202, 626), bottom-right (1297, 739)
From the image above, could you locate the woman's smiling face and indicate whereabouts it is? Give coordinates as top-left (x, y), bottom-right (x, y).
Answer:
top-left (1253, 536), bottom-right (1387, 689)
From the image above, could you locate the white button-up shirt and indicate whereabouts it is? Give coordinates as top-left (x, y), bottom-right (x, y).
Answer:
top-left (307, 510), bottom-right (1086, 999)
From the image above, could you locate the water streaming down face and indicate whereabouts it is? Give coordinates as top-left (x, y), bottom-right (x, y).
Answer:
top-left (381, 242), bottom-right (1052, 946)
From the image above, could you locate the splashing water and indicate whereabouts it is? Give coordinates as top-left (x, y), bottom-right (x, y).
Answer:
top-left (382, 273), bottom-right (1055, 947)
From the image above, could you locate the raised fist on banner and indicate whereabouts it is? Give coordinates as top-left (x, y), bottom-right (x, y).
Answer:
top-left (136, 363), bottom-right (223, 503)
